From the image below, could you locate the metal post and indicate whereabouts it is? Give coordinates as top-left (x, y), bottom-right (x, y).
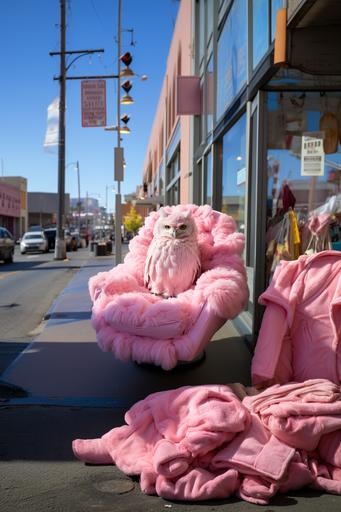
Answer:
top-left (76, 161), bottom-right (81, 233)
top-left (55, 0), bottom-right (67, 260)
top-left (86, 191), bottom-right (89, 235)
top-left (114, 0), bottom-right (122, 265)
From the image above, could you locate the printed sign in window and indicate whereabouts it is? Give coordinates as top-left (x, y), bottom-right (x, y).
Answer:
top-left (301, 131), bottom-right (325, 177)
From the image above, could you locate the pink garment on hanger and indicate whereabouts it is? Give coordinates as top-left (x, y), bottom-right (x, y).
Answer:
top-left (252, 251), bottom-right (341, 387)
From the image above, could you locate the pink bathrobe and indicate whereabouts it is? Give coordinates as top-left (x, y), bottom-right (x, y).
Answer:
top-left (73, 380), bottom-right (341, 505)
top-left (252, 251), bottom-right (341, 387)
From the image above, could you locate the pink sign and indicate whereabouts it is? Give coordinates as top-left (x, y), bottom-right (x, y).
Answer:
top-left (81, 80), bottom-right (107, 127)
top-left (0, 182), bottom-right (21, 217)
top-left (177, 76), bottom-right (202, 116)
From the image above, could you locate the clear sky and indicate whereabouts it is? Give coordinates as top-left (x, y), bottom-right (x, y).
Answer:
top-left (0, 0), bottom-right (179, 212)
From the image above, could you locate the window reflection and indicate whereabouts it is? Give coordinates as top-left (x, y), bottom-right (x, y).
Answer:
top-left (252, 0), bottom-right (269, 68)
top-left (217, 0), bottom-right (247, 118)
top-left (222, 114), bottom-right (246, 234)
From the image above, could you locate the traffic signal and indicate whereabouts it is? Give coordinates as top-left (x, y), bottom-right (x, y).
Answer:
top-left (121, 80), bottom-right (134, 105)
top-left (120, 52), bottom-right (134, 77)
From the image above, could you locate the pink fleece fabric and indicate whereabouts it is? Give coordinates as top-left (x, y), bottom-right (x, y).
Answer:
top-left (89, 204), bottom-right (249, 369)
top-left (73, 379), bottom-right (341, 505)
top-left (251, 251), bottom-right (341, 387)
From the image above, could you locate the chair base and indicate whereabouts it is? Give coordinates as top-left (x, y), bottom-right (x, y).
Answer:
top-left (134, 351), bottom-right (206, 372)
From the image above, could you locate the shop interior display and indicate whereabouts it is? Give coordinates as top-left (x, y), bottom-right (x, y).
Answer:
top-left (266, 91), bottom-right (341, 279)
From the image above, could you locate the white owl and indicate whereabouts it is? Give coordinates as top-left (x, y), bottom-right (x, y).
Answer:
top-left (144, 209), bottom-right (201, 297)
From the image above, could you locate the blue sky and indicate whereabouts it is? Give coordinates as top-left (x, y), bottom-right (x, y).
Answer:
top-left (0, 0), bottom-right (179, 211)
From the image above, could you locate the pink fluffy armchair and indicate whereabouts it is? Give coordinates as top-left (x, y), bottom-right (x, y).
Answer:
top-left (89, 204), bottom-right (249, 370)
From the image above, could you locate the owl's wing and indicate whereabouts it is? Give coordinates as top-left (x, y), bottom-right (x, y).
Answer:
top-left (144, 245), bottom-right (153, 287)
top-left (144, 239), bottom-right (165, 287)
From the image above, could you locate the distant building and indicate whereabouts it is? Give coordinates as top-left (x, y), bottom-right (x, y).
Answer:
top-left (123, 192), bottom-right (157, 221)
top-left (28, 192), bottom-right (70, 228)
top-left (0, 176), bottom-right (27, 237)
top-left (0, 180), bottom-right (21, 239)
top-left (70, 196), bottom-right (99, 214)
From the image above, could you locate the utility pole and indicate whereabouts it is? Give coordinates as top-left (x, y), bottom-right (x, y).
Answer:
top-left (50, 0), bottom-right (104, 259)
top-left (55, 0), bottom-right (66, 260)
top-left (115, 0), bottom-right (123, 265)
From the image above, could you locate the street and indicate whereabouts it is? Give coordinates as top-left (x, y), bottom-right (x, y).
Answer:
top-left (0, 245), bottom-right (90, 376)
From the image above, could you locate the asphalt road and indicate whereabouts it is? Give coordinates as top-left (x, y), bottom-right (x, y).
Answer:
top-left (0, 245), bottom-right (89, 375)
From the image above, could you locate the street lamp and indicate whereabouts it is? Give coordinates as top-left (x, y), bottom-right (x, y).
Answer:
top-left (121, 80), bottom-right (134, 105)
top-left (50, 0), bottom-right (104, 260)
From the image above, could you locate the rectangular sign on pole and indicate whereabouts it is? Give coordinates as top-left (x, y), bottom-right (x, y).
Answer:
top-left (114, 147), bottom-right (124, 182)
top-left (81, 80), bottom-right (107, 127)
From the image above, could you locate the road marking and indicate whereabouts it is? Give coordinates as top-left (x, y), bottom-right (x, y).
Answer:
top-left (27, 255), bottom-right (39, 259)
top-left (0, 272), bottom-right (17, 280)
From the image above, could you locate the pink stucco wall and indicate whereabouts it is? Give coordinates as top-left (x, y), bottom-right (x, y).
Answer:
top-left (142, 0), bottom-right (192, 204)
top-left (0, 182), bottom-right (21, 217)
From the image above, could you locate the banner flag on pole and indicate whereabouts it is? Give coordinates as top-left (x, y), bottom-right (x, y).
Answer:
top-left (43, 97), bottom-right (59, 152)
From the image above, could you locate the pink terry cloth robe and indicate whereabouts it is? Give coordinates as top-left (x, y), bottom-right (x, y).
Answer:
top-left (73, 380), bottom-right (341, 504)
top-left (243, 379), bottom-right (341, 451)
top-left (251, 251), bottom-right (341, 387)
top-left (73, 385), bottom-right (250, 500)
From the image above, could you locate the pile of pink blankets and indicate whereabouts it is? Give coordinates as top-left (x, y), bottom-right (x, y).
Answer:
top-left (73, 379), bottom-right (341, 505)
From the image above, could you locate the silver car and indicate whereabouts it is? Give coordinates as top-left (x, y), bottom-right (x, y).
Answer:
top-left (20, 232), bottom-right (49, 254)
top-left (0, 227), bottom-right (15, 263)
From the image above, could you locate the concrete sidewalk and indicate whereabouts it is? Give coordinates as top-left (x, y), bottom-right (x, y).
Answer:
top-left (2, 251), bottom-right (252, 406)
top-left (1, 252), bottom-right (341, 511)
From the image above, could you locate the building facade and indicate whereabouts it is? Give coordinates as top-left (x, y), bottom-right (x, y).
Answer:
top-left (28, 192), bottom-right (70, 229)
top-left (142, 0), bottom-right (341, 340)
top-left (142, 0), bottom-right (193, 209)
top-left (0, 181), bottom-right (21, 239)
top-left (0, 176), bottom-right (28, 238)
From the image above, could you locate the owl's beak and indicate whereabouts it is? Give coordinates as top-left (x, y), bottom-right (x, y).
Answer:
top-left (171, 229), bottom-right (177, 238)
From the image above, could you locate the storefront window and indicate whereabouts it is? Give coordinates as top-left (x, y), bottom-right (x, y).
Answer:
top-left (252, 0), bottom-right (269, 69)
top-left (166, 150), bottom-right (181, 206)
top-left (221, 113), bottom-right (247, 234)
top-left (217, 0), bottom-right (247, 119)
top-left (159, 165), bottom-right (165, 198)
top-left (167, 179), bottom-right (180, 206)
top-left (204, 150), bottom-right (212, 205)
top-left (266, 91), bottom-right (341, 280)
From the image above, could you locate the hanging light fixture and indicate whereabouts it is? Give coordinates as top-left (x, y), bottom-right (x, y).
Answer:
top-left (120, 114), bottom-right (131, 134)
top-left (120, 52), bottom-right (134, 77)
top-left (121, 80), bottom-right (134, 105)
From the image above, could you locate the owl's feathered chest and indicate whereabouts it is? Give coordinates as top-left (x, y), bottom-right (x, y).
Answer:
top-left (144, 237), bottom-right (201, 296)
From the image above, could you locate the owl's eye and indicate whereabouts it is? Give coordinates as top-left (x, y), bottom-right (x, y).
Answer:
top-left (179, 224), bottom-right (187, 230)
top-left (164, 225), bottom-right (171, 229)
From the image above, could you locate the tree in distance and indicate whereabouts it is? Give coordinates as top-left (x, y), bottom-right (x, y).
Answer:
top-left (123, 206), bottom-right (143, 236)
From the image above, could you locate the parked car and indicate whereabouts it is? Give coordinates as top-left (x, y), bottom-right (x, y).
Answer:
top-left (20, 232), bottom-right (49, 254)
top-left (0, 227), bottom-right (15, 263)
